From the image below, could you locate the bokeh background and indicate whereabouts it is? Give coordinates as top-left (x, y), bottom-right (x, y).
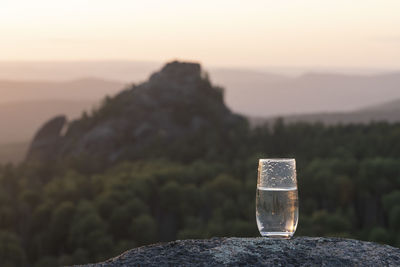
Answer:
top-left (1, 1), bottom-right (400, 266)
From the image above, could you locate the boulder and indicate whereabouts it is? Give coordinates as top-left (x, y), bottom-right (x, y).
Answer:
top-left (25, 115), bottom-right (66, 161)
top-left (75, 237), bottom-right (400, 266)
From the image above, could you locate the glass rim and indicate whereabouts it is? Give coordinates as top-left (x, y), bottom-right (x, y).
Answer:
top-left (259, 158), bottom-right (295, 162)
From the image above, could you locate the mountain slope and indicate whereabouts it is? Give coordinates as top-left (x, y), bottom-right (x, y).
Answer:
top-left (252, 98), bottom-right (400, 126)
top-left (26, 61), bottom-right (247, 169)
top-left (215, 71), bottom-right (400, 117)
top-left (359, 98), bottom-right (400, 112)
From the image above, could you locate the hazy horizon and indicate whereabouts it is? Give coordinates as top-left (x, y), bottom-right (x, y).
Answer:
top-left (1, 60), bottom-right (400, 148)
top-left (0, 60), bottom-right (399, 82)
top-left (0, 60), bottom-right (400, 115)
top-left (1, 1), bottom-right (400, 145)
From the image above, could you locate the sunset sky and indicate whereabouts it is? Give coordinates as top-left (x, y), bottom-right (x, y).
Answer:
top-left (1, 0), bottom-right (399, 68)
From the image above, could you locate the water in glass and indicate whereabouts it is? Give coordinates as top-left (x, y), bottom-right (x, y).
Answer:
top-left (256, 159), bottom-right (298, 238)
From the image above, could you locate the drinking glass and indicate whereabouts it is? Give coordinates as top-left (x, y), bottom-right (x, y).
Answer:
top-left (256, 158), bottom-right (298, 238)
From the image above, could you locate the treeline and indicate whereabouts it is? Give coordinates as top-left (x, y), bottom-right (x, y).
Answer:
top-left (1, 120), bottom-right (400, 266)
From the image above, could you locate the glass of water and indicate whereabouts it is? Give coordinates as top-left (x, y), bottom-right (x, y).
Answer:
top-left (256, 158), bottom-right (298, 238)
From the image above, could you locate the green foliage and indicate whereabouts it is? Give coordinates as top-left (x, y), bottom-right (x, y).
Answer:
top-left (382, 190), bottom-right (400, 212)
top-left (369, 227), bottom-right (390, 244)
top-left (0, 231), bottom-right (26, 267)
top-left (308, 210), bottom-right (352, 236)
top-left (131, 215), bottom-right (157, 244)
top-left (2, 121), bottom-right (400, 265)
top-left (389, 206), bottom-right (400, 230)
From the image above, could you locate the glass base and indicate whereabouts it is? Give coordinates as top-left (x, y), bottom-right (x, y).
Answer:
top-left (260, 231), bottom-right (293, 239)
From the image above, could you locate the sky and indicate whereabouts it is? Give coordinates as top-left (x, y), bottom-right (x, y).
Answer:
top-left (1, 0), bottom-right (400, 69)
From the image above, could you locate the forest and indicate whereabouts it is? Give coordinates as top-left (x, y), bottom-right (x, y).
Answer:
top-left (1, 117), bottom-right (400, 266)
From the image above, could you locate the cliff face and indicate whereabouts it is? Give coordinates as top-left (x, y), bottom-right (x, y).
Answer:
top-left (26, 61), bottom-right (247, 167)
top-left (25, 115), bottom-right (66, 161)
top-left (75, 237), bottom-right (400, 267)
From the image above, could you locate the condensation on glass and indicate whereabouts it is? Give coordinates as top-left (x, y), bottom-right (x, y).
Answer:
top-left (256, 158), bottom-right (298, 238)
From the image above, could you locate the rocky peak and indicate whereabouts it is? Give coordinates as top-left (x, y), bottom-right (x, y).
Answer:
top-left (145, 61), bottom-right (216, 101)
top-left (149, 61), bottom-right (202, 85)
top-left (26, 61), bottom-right (247, 168)
top-left (26, 115), bottom-right (67, 162)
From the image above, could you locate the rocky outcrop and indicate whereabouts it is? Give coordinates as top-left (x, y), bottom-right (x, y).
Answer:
top-left (26, 115), bottom-right (66, 161)
top-left (76, 237), bottom-right (400, 267)
top-left (26, 61), bottom-right (247, 168)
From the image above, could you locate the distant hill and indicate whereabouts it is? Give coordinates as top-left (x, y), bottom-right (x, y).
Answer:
top-left (0, 77), bottom-right (124, 145)
top-left (0, 61), bottom-right (160, 82)
top-left (0, 77), bottom-right (124, 104)
top-left (213, 71), bottom-right (400, 117)
top-left (4, 96), bottom-right (400, 164)
top-left (360, 98), bottom-right (400, 113)
top-left (1, 63), bottom-right (400, 163)
top-left (0, 100), bottom-right (94, 144)
top-left (252, 98), bottom-right (400, 126)
top-left (1, 61), bottom-right (400, 118)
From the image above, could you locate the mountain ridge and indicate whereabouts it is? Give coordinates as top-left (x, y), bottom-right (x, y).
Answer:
top-left (251, 97), bottom-right (400, 126)
top-left (0, 77), bottom-right (124, 104)
top-left (0, 99), bottom-right (94, 144)
top-left (26, 61), bottom-right (247, 169)
top-left (1, 64), bottom-right (400, 162)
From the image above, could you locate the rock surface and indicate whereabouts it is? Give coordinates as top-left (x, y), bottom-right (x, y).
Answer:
top-left (26, 115), bottom-right (67, 161)
top-left (26, 61), bottom-right (247, 168)
top-left (75, 237), bottom-right (400, 266)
